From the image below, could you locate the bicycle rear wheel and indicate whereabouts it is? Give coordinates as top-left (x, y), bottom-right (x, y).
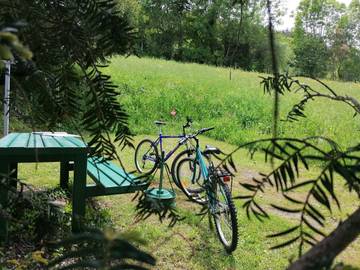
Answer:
top-left (176, 158), bottom-right (207, 204)
top-left (212, 181), bottom-right (238, 253)
top-left (170, 149), bottom-right (195, 187)
top-left (134, 139), bottom-right (159, 175)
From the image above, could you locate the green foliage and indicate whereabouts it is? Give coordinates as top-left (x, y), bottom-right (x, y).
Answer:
top-left (292, 34), bottom-right (329, 77)
top-left (1, 185), bottom-right (71, 242)
top-left (292, 0), bottom-right (360, 81)
top-left (338, 48), bottom-right (360, 82)
top-left (219, 72), bottom-right (360, 267)
top-left (134, 0), bottom-right (288, 72)
top-left (0, 25), bottom-right (32, 63)
top-left (48, 229), bottom-right (156, 270)
top-left (0, 0), bottom-right (135, 159)
top-left (232, 136), bottom-right (359, 253)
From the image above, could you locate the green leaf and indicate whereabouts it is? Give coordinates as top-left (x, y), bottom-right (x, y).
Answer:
top-left (286, 180), bottom-right (315, 191)
top-left (298, 153), bottom-right (309, 170)
top-left (282, 193), bottom-right (303, 205)
top-left (303, 217), bottom-right (326, 237)
top-left (270, 236), bottom-right (300, 250)
top-left (271, 204), bottom-right (302, 213)
top-left (305, 206), bottom-right (325, 227)
top-left (267, 225), bottom-right (299, 238)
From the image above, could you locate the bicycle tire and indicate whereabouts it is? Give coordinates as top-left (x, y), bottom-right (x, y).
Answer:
top-left (212, 181), bottom-right (238, 253)
top-left (176, 157), bottom-right (207, 204)
top-left (134, 139), bottom-right (159, 175)
top-left (170, 149), bottom-right (195, 187)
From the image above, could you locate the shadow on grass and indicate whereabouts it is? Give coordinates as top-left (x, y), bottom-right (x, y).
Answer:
top-left (334, 264), bottom-right (360, 270)
top-left (190, 214), bottom-right (237, 270)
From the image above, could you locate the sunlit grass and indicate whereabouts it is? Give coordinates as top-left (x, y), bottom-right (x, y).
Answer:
top-left (9, 56), bottom-right (360, 269)
top-left (18, 135), bottom-right (360, 269)
top-left (105, 56), bottom-right (360, 149)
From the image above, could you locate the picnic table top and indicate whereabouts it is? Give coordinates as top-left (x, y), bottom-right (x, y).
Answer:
top-left (0, 133), bottom-right (88, 157)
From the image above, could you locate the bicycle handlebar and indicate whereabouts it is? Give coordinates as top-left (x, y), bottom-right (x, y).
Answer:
top-left (189, 127), bottom-right (214, 138)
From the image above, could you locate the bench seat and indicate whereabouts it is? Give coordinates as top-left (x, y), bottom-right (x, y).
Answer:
top-left (86, 157), bottom-right (148, 197)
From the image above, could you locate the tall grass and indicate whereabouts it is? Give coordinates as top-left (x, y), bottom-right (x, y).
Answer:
top-left (105, 56), bottom-right (360, 148)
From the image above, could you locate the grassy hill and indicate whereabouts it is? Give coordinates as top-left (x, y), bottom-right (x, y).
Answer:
top-left (5, 57), bottom-right (359, 269)
top-left (105, 56), bottom-right (360, 148)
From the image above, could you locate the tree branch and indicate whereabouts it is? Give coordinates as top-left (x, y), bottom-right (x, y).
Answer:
top-left (288, 206), bottom-right (360, 270)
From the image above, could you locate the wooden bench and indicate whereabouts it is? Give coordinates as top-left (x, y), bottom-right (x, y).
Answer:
top-left (85, 157), bottom-right (149, 197)
top-left (61, 157), bottom-right (149, 197)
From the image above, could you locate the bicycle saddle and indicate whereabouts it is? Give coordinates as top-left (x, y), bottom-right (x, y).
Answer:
top-left (203, 145), bottom-right (221, 155)
top-left (154, 120), bottom-right (166, 126)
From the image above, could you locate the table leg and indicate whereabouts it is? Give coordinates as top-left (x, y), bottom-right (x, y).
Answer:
top-left (72, 154), bottom-right (87, 232)
top-left (0, 161), bottom-right (10, 244)
top-left (10, 163), bottom-right (18, 188)
top-left (60, 161), bottom-right (69, 189)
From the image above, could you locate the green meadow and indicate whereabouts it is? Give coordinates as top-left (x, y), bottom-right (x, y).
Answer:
top-left (106, 56), bottom-right (360, 149)
top-left (7, 56), bottom-right (360, 269)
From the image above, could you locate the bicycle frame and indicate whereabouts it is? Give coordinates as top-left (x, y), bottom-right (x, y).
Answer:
top-left (195, 147), bottom-right (209, 179)
top-left (192, 141), bottom-right (220, 213)
top-left (152, 133), bottom-right (191, 162)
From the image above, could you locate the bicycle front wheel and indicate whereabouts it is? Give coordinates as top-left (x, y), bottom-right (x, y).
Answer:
top-left (212, 182), bottom-right (238, 253)
top-left (176, 158), bottom-right (207, 204)
top-left (134, 139), bottom-right (159, 175)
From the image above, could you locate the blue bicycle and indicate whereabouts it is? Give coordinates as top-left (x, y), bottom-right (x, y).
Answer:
top-left (134, 118), bottom-right (194, 178)
top-left (176, 128), bottom-right (238, 253)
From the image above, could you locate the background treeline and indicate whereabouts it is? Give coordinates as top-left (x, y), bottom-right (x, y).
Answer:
top-left (117, 0), bottom-right (360, 82)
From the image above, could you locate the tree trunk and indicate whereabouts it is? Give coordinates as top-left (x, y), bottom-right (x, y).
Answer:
top-left (288, 206), bottom-right (360, 270)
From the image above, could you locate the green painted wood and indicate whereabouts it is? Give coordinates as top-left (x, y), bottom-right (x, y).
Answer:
top-left (88, 157), bottom-right (137, 181)
top-left (86, 157), bottom-right (147, 194)
top-left (52, 136), bottom-right (79, 148)
top-left (10, 163), bottom-right (18, 188)
top-left (8, 133), bottom-right (31, 147)
top-left (60, 161), bottom-right (70, 189)
top-left (0, 133), bottom-right (90, 239)
top-left (63, 136), bottom-right (87, 147)
top-left (0, 133), bottom-right (87, 151)
top-left (87, 158), bottom-right (137, 186)
top-left (40, 135), bottom-right (62, 148)
top-left (27, 133), bottom-right (45, 148)
top-left (89, 157), bottom-right (138, 182)
top-left (85, 182), bottom-right (148, 197)
top-left (87, 161), bottom-right (128, 188)
top-left (0, 133), bottom-right (20, 147)
top-left (72, 154), bottom-right (87, 233)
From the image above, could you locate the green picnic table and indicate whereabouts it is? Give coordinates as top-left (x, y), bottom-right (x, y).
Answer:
top-left (0, 132), bottom-right (88, 243)
top-left (0, 132), bottom-right (149, 244)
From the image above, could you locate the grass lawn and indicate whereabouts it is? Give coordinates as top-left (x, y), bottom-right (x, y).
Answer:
top-left (17, 135), bottom-right (360, 270)
top-left (4, 56), bottom-right (360, 269)
top-left (105, 56), bottom-right (360, 149)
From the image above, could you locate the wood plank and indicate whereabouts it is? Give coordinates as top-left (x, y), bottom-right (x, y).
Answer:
top-left (63, 137), bottom-right (87, 147)
top-left (8, 133), bottom-right (31, 148)
top-left (0, 133), bottom-right (20, 148)
top-left (88, 157), bottom-right (137, 182)
top-left (88, 157), bottom-right (137, 184)
top-left (87, 161), bottom-right (129, 188)
top-left (85, 182), bottom-right (148, 197)
top-left (87, 158), bottom-right (141, 190)
top-left (41, 135), bottom-right (62, 148)
top-left (72, 154), bottom-right (87, 233)
top-left (27, 134), bottom-right (45, 148)
top-left (51, 136), bottom-right (79, 148)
